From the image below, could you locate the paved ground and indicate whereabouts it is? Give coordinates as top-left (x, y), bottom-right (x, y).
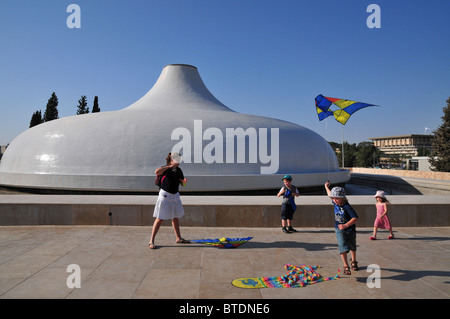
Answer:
top-left (0, 225), bottom-right (449, 302)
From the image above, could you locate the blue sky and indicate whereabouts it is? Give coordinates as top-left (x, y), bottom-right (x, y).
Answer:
top-left (1, 0), bottom-right (449, 146)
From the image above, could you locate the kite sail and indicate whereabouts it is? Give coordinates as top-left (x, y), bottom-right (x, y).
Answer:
top-left (315, 94), bottom-right (376, 125)
top-left (191, 237), bottom-right (252, 248)
top-left (232, 264), bottom-right (340, 288)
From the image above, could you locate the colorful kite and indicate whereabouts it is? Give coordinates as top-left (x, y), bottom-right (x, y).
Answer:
top-left (191, 237), bottom-right (252, 248)
top-left (232, 264), bottom-right (340, 288)
top-left (315, 94), bottom-right (376, 125)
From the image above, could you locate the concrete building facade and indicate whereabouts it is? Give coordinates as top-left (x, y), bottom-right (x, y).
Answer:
top-left (370, 134), bottom-right (433, 157)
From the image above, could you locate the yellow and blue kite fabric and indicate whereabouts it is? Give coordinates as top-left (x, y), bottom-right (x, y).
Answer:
top-left (191, 237), bottom-right (253, 248)
top-left (315, 94), bottom-right (376, 125)
top-left (232, 264), bottom-right (340, 288)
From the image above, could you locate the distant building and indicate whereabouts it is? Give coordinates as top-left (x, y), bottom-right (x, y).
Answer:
top-left (406, 156), bottom-right (434, 171)
top-left (369, 134), bottom-right (434, 157)
top-left (369, 134), bottom-right (434, 169)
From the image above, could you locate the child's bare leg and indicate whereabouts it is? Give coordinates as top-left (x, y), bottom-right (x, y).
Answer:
top-left (372, 227), bottom-right (378, 238)
top-left (388, 228), bottom-right (394, 239)
top-left (350, 250), bottom-right (357, 263)
top-left (340, 252), bottom-right (349, 267)
top-left (341, 252), bottom-right (352, 274)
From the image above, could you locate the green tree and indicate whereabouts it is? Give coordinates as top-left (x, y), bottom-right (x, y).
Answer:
top-left (92, 96), bottom-right (100, 113)
top-left (343, 142), bottom-right (357, 167)
top-left (328, 141), bottom-right (341, 166)
top-left (328, 141), bottom-right (357, 167)
top-left (429, 97), bottom-right (450, 171)
top-left (356, 141), bottom-right (381, 167)
top-left (29, 110), bottom-right (43, 128)
top-left (76, 95), bottom-right (89, 114)
top-left (43, 92), bottom-right (59, 122)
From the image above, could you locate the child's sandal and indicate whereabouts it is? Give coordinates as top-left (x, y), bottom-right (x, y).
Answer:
top-left (350, 260), bottom-right (359, 271)
top-left (343, 266), bottom-right (351, 275)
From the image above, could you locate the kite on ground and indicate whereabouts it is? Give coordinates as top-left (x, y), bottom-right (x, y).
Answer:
top-left (315, 94), bottom-right (376, 125)
top-left (191, 237), bottom-right (253, 248)
top-left (232, 264), bottom-right (340, 288)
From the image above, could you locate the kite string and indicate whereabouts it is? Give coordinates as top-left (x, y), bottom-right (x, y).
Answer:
top-left (325, 119), bottom-right (331, 182)
top-left (341, 125), bottom-right (345, 169)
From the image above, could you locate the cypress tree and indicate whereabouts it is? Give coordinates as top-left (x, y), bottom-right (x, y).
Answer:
top-left (29, 110), bottom-right (43, 128)
top-left (92, 96), bottom-right (100, 113)
top-left (76, 95), bottom-right (89, 114)
top-left (43, 92), bottom-right (59, 122)
top-left (429, 97), bottom-right (450, 171)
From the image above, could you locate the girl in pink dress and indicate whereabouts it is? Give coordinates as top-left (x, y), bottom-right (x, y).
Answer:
top-left (369, 191), bottom-right (394, 240)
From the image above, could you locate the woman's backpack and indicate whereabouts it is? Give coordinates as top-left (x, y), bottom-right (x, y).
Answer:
top-left (155, 174), bottom-right (166, 187)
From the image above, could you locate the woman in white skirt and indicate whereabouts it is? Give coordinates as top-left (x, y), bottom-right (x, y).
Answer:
top-left (149, 152), bottom-right (189, 249)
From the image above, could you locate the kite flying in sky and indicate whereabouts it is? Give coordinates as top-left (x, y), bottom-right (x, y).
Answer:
top-left (315, 94), bottom-right (376, 125)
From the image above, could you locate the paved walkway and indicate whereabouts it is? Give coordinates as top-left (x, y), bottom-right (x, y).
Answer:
top-left (0, 225), bottom-right (449, 300)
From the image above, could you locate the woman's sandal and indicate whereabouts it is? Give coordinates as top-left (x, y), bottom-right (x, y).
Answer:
top-left (343, 266), bottom-right (351, 275)
top-left (350, 259), bottom-right (359, 271)
top-left (176, 238), bottom-right (190, 244)
top-left (148, 242), bottom-right (156, 249)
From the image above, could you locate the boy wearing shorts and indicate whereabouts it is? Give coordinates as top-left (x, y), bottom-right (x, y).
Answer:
top-left (325, 182), bottom-right (359, 275)
top-left (277, 175), bottom-right (299, 233)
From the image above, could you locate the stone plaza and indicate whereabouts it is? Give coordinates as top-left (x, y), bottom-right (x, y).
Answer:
top-left (0, 224), bottom-right (448, 299)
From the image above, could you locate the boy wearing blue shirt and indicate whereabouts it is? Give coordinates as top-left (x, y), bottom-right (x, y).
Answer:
top-left (277, 175), bottom-right (299, 233)
top-left (325, 182), bottom-right (359, 275)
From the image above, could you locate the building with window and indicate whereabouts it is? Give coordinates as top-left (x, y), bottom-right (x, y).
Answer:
top-left (369, 134), bottom-right (434, 157)
top-left (369, 134), bottom-right (434, 169)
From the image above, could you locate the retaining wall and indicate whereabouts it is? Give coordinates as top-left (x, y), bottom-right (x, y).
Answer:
top-left (1, 195), bottom-right (449, 227)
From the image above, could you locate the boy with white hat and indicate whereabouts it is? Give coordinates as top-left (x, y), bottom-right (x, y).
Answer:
top-left (324, 182), bottom-right (359, 275)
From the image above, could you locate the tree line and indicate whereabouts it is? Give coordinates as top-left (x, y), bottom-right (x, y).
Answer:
top-left (328, 140), bottom-right (432, 169)
top-left (29, 92), bottom-right (100, 128)
top-left (328, 141), bottom-right (381, 168)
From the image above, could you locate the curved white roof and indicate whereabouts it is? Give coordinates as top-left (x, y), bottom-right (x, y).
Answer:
top-left (0, 64), bottom-right (349, 192)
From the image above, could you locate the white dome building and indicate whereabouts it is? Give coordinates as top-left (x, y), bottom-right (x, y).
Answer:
top-left (0, 64), bottom-right (349, 193)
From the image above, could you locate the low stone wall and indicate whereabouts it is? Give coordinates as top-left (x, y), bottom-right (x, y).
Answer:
top-left (349, 167), bottom-right (450, 181)
top-left (350, 173), bottom-right (450, 195)
top-left (1, 195), bottom-right (449, 227)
